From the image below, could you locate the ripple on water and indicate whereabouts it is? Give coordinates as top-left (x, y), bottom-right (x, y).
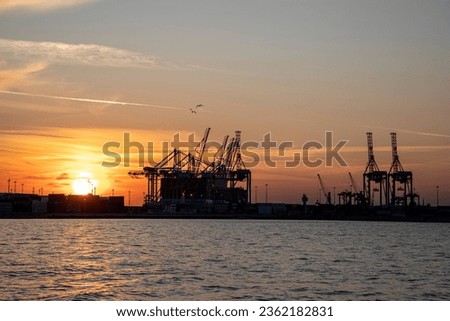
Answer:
top-left (0, 219), bottom-right (449, 300)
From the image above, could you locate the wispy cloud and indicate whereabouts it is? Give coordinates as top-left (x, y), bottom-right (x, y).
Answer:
top-left (0, 61), bottom-right (47, 89)
top-left (0, 0), bottom-right (96, 12)
top-left (360, 125), bottom-right (450, 139)
top-left (56, 172), bottom-right (71, 181)
top-left (0, 129), bottom-right (73, 139)
top-left (0, 38), bottom-right (162, 69)
top-left (0, 90), bottom-right (187, 111)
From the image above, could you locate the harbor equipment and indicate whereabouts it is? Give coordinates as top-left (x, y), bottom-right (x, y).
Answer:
top-left (363, 132), bottom-right (388, 206)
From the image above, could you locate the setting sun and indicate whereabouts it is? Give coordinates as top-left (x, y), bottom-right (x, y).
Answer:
top-left (72, 172), bottom-right (98, 195)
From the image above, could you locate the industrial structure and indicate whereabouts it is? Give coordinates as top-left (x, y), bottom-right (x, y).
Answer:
top-left (388, 132), bottom-right (416, 206)
top-left (317, 174), bottom-right (331, 205)
top-left (337, 173), bottom-right (363, 206)
top-left (363, 132), bottom-right (388, 206)
top-left (128, 128), bottom-right (251, 212)
top-left (330, 131), bottom-right (417, 207)
top-left (0, 193), bottom-right (124, 215)
top-left (2, 131), bottom-right (449, 221)
top-left (316, 132), bottom-right (418, 208)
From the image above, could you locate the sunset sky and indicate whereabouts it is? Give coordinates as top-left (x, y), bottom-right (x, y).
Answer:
top-left (1, 0), bottom-right (449, 205)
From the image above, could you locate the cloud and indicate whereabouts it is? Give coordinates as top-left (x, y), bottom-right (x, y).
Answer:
top-left (56, 172), bottom-right (70, 180)
top-left (0, 129), bottom-right (73, 139)
top-left (0, 90), bottom-right (187, 111)
top-left (25, 175), bottom-right (53, 180)
top-left (360, 125), bottom-right (450, 139)
top-left (0, 38), bottom-right (162, 69)
top-left (392, 129), bottom-right (450, 139)
top-left (0, 61), bottom-right (47, 89)
top-left (0, 0), bottom-right (96, 12)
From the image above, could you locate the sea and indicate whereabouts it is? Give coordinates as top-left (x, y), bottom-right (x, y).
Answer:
top-left (0, 219), bottom-right (449, 300)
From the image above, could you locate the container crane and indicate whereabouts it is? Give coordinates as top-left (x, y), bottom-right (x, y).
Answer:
top-left (363, 132), bottom-right (388, 206)
top-left (193, 128), bottom-right (210, 174)
top-left (388, 132), bottom-right (414, 206)
top-left (214, 135), bottom-right (229, 171)
top-left (349, 172), bottom-right (363, 205)
top-left (128, 128), bottom-right (251, 208)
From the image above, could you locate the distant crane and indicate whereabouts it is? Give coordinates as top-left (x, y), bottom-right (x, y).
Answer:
top-left (348, 172), bottom-right (359, 193)
top-left (348, 172), bottom-right (362, 205)
top-left (317, 174), bottom-right (331, 205)
top-left (193, 128), bottom-right (211, 174)
top-left (363, 132), bottom-right (388, 206)
top-left (213, 135), bottom-right (229, 168)
top-left (224, 131), bottom-right (245, 172)
top-left (388, 132), bottom-right (414, 206)
top-left (128, 128), bottom-right (251, 206)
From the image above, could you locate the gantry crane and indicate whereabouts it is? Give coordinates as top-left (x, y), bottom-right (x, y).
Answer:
top-left (388, 132), bottom-right (413, 206)
top-left (128, 129), bottom-right (251, 208)
top-left (363, 132), bottom-right (388, 206)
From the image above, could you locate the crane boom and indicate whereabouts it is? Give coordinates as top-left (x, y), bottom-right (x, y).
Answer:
top-left (317, 174), bottom-right (331, 204)
top-left (193, 127), bottom-right (211, 174)
top-left (348, 172), bottom-right (360, 193)
top-left (214, 135), bottom-right (229, 168)
top-left (224, 137), bottom-right (236, 172)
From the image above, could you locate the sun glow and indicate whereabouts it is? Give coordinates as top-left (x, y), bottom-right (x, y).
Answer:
top-left (72, 172), bottom-right (98, 195)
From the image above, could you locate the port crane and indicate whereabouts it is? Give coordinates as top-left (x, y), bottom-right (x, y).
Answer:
top-left (317, 174), bottom-right (331, 205)
top-left (192, 128), bottom-right (211, 174)
top-left (212, 135), bottom-right (229, 171)
top-left (128, 129), bottom-right (251, 207)
top-left (388, 132), bottom-right (414, 206)
top-left (348, 172), bottom-right (363, 205)
top-left (363, 132), bottom-right (388, 206)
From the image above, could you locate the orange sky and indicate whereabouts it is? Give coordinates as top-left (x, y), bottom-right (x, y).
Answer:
top-left (1, 126), bottom-right (449, 205)
top-left (1, 1), bottom-right (449, 205)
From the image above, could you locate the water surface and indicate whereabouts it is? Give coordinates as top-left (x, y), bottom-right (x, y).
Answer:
top-left (0, 219), bottom-right (449, 300)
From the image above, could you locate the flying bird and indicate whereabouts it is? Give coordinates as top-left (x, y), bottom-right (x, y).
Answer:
top-left (189, 104), bottom-right (205, 114)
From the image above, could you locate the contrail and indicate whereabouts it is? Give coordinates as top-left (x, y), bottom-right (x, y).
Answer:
top-left (0, 90), bottom-right (186, 111)
top-left (360, 125), bottom-right (450, 139)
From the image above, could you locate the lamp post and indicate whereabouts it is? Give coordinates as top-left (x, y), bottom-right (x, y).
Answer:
top-left (265, 184), bottom-right (268, 203)
top-left (333, 186), bottom-right (336, 205)
top-left (436, 186), bottom-right (439, 207)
